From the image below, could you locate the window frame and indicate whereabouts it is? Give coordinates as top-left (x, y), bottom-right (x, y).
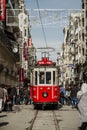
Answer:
top-left (32, 67), bottom-right (58, 86)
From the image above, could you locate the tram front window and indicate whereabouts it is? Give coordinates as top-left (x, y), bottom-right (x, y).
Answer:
top-left (53, 71), bottom-right (55, 85)
top-left (39, 71), bottom-right (51, 84)
top-left (40, 72), bottom-right (45, 84)
top-left (35, 71), bottom-right (37, 85)
top-left (46, 72), bottom-right (51, 84)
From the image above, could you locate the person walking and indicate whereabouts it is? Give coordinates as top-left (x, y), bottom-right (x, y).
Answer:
top-left (77, 83), bottom-right (87, 130)
top-left (65, 87), bottom-right (71, 105)
top-left (10, 86), bottom-right (17, 105)
top-left (19, 86), bottom-right (24, 104)
top-left (3, 85), bottom-right (8, 104)
top-left (59, 86), bottom-right (66, 105)
top-left (23, 88), bottom-right (29, 105)
top-left (0, 84), bottom-right (4, 112)
top-left (2, 85), bottom-right (8, 110)
top-left (16, 86), bottom-right (20, 105)
top-left (70, 85), bottom-right (79, 108)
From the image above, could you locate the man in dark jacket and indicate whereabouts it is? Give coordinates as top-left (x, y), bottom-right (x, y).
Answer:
top-left (10, 86), bottom-right (17, 105)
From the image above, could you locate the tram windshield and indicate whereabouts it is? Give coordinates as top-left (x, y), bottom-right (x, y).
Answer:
top-left (33, 68), bottom-right (58, 85)
top-left (39, 71), bottom-right (51, 84)
top-left (46, 72), bottom-right (51, 84)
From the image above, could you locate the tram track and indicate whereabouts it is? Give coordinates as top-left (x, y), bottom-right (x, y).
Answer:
top-left (52, 110), bottom-right (60, 130)
top-left (25, 110), bottom-right (38, 130)
top-left (26, 109), bottom-right (60, 130)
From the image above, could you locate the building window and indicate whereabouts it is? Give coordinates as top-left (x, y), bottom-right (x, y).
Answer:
top-left (24, 29), bottom-right (27, 37)
top-left (86, 42), bottom-right (87, 48)
top-left (86, 54), bottom-right (87, 61)
top-left (12, 3), bottom-right (15, 9)
top-left (82, 48), bottom-right (84, 55)
top-left (82, 3), bottom-right (84, 9)
top-left (86, 25), bottom-right (87, 32)
top-left (82, 18), bottom-right (84, 27)
top-left (53, 71), bottom-right (56, 85)
top-left (35, 71), bottom-right (37, 85)
top-left (82, 33), bottom-right (84, 41)
top-left (86, 11), bottom-right (87, 18)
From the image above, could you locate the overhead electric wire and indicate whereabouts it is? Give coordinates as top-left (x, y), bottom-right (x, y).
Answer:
top-left (36, 0), bottom-right (48, 48)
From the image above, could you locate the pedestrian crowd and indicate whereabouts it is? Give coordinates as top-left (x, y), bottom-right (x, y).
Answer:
top-left (0, 82), bottom-right (87, 130)
top-left (0, 84), bottom-right (32, 112)
top-left (59, 84), bottom-right (80, 108)
top-left (59, 82), bottom-right (87, 130)
top-left (0, 82), bottom-right (85, 112)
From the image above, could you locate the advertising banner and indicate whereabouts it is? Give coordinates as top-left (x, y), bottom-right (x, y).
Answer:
top-left (23, 42), bottom-right (28, 61)
top-left (19, 68), bottom-right (24, 82)
top-left (28, 38), bottom-right (32, 47)
top-left (0, 0), bottom-right (6, 21)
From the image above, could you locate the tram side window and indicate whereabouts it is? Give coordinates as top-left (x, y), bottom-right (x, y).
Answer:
top-left (39, 72), bottom-right (45, 84)
top-left (35, 71), bottom-right (37, 85)
top-left (53, 71), bottom-right (55, 85)
top-left (46, 72), bottom-right (51, 84)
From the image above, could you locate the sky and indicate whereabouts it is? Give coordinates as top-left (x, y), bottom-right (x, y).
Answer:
top-left (25, 0), bottom-right (81, 61)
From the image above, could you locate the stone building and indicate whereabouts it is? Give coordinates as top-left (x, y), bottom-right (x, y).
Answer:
top-left (62, 12), bottom-right (85, 87)
top-left (0, 0), bottom-right (21, 86)
top-left (57, 1), bottom-right (87, 86)
top-left (0, 0), bottom-right (30, 86)
top-left (82, 0), bottom-right (87, 83)
top-left (69, 13), bottom-right (84, 85)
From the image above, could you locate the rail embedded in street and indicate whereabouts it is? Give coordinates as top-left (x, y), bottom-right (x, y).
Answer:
top-left (26, 110), bottom-right (61, 130)
top-left (53, 111), bottom-right (60, 130)
top-left (25, 110), bottom-right (38, 130)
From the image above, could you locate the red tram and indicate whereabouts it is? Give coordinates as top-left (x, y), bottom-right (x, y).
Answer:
top-left (30, 53), bottom-right (60, 109)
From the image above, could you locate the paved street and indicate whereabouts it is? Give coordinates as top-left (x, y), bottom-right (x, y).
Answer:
top-left (55, 105), bottom-right (81, 130)
top-left (0, 104), bottom-right (81, 130)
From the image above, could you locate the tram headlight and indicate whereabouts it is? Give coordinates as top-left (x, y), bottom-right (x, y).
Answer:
top-left (42, 92), bottom-right (48, 98)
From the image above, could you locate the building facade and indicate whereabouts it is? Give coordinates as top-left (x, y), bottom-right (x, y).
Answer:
top-left (59, 7), bottom-right (87, 87)
top-left (0, 0), bottom-right (20, 86)
top-left (0, 0), bottom-right (36, 87)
